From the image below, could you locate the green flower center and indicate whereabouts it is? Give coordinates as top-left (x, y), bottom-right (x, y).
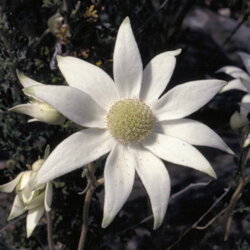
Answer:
top-left (107, 99), bottom-right (154, 144)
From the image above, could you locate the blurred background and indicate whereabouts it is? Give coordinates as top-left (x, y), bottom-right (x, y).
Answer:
top-left (0, 0), bottom-right (250, 249)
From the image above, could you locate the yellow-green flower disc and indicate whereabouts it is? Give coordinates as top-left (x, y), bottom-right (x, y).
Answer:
top-left (107, 99), bottom-right (154, 143)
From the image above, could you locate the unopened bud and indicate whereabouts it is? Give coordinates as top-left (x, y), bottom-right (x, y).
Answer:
top-left (230, 111), bottom-right (249, 130)
top-left (32, 159), bottom-right (45, 171)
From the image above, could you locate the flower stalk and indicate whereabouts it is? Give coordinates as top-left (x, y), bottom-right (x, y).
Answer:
top-left (46, 211), bottom-right (54, 250)
top-left (77, 163), bottom-right (104, 250)
top-left (223, 126), bottom-right (250, 240)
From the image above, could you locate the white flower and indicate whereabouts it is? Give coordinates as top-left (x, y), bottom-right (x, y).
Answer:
top-left (218, 52), bottom-right (250, 93)
top-left (9, 70), bottom-right (65, 125)
top-left (25, 17), bottom-right (233, 229)
top-left (0, 159), bottom-right (53, 237)
top-left (217, 52), bottom-right (250, 132)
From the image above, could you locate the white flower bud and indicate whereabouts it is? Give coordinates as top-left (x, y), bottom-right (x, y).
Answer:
top-left (32, 159), bottom-right (45, 171)
top-left (9, 71), bottom-right (65, 125)
top-left (0, 157), bottom-right (53, 238)
top-left (230, 111), bottom-right (249, 130)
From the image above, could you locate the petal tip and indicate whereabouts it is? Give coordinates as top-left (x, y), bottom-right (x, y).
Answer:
top-left (215, 80), bottom-right (228, 92)
top-left (23, 86), bottom-right (33, 96)
top-left (8, 105), bottom-right (28, 115)
top-left (45, 206), bottom-right (51, 212)
top-left (174, 48), bottom-right (182, 56)
top-left (215, 67), bottom-right (226, 74)
top-left (200, 163), bottom-right (217, 179)
top-left (243, 138), bottom-right (250, 148)
top-left (7, 209), bottom-right (22, 221)
top-left (23, 86), bottom-right (40, 100)
top-left (7, 213), bottom-right (14, 221)
top-left (123, 16), bottom-right (130, 24)
top-left (16, 69), bottom-right (22, 79)
top-left (153, 219), bottom-right (162, 230)
top-left (26, 228), bottom-right (33, 238)
top-left (16, 70), bottom-right (27, 88)
top-left (101, 217), bottom-right (111, 229)
top-left (209, 168), bottom-right (217, 179)
top-left (213, 80), bottom-right (227, 88)
top-left (209, 79), bottom-right (228, 87)
top-left (227, 147), bottom-right (235, 155)
top-left (8, 106), bottom-right (16, 112)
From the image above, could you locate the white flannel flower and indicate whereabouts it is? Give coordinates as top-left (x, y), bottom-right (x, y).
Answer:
top-left (217, 52), bottom-right (250, 133)
top-left (9, 70), bottom-right (65, 125)
top-left (218, 52), bottom-right (250, 93)
top-left (25, 17), bottom-right (233, 229)
top-left (0, 159), bottom-right (53, 237)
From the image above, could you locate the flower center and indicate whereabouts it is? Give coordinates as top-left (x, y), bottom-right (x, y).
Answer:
top-left (107, 99), bottom-right (154, 144)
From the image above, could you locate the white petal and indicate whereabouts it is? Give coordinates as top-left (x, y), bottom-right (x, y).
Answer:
top-left (20, 188), bottom-right (36, 204)
top-left (218, 65), bottom-right (250, 93)
top-left (9, 103), bottom-right (65, 125)
top-left (28, 118), bottom-right (39, 123)
top-left (113, 17), bottom-right (143, 98)
top-left (102, 143), bottom-right (135, 228)
top-left (8, 194), bottom-right (26, 220)
top-left (57, 56), bottom-right (119, 109)
top-left (152, 80), bottom-right (226, 121)
top-left (32, 159), bottom-right (45, 172)
top-left (240, 105), bottom-right (250, 118)
top-left (220, 79), bottom-right (247, 93)
top-left (217, 66), bottom-right (250, 81)
top-left (140, 53), bottom-right (176, 103)
top-left (241, 79), bottom-right (250, 93)
top-left (44, 182), bottom-right (53, 212)
top-left (240, 94), bottom-right (250, 116)
top-left (26, 206), bottom-right (45, 238)
top-left (243, 133), bottom-right (250, 147)
top-left (163, 49), bottom-right (182, 56)
top-left (143, 133), bottom-right (216, 178)
top-left (238, 52), bottom-right (250, 74)
top-left (24, 85), bottom-right (106, 128)
top-left (25, 192), bottom-right (45, 210)
top-left (0, 173), bottom-right (23, 193)
top-left (131, 145), bottom-right (170, 229)
top-left (16, 70), bottom-right (43, 88)
top-left (241, 94), bottom-right (250, 104)
top-left (18, 171), bottom-right (32, 191)
top-left (34, 129), bottom-right (114, 186)
top-left (156, 119), bottom-right (234, 154)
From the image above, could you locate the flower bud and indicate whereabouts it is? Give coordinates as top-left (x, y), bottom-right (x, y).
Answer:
top-left (9, 102), bottom-right (65, 125)
top-left (0, 156), bottom-right (53, 238)
top-left (9, 71), bottom-right (65, 125)
top-left (32, 159), bottom-right (45, 171)
top-left (230, 111), bottom-right (249, 130)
